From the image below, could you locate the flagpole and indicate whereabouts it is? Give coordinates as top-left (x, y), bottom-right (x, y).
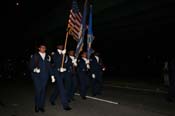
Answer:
top-left (61, 29), bottom-right (69, 68)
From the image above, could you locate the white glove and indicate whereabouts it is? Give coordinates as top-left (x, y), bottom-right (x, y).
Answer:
top-left (92, 74), bottom-right (95, 79)
top-left (51, 76), bottom-right (55, 83)
top-left (61, 49), bottom-right (66, 54)
top-left (72, 58), bottom-right (77, 66)
top-left (85, 59), bottom-right (90, 64)
top-left (60, 67), bottom-right (66, 72)
top-left (72, 58), bottom-right (77, 64)
top-left (87, 64), bottom-right (90, 69)
top-left (73, 62), bottom-right (77, 67)
top-left (102, 67), bottom-right (106, 71)
top-left (33, 68), bottom-right (40, 73)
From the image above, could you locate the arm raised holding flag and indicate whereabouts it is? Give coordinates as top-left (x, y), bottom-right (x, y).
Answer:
top-left (61, 0), bottom-right (82, 69)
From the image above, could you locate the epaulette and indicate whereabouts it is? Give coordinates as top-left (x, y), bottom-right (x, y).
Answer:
top-left (51, 52), bottom-right (55, 55)
top-left (30, 54), bottom-right (33, 58)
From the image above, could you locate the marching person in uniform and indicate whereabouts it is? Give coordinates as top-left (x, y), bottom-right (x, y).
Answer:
top-left (166, 56), bottom-right (175, 102)
top-left (90, 52), bottom-right (105, 96)
top-left (49, 44), bottom-right (72, 110)
top-left (64, 50), bottom-right (77, 102)
top-left (77, 51), bottom-right (90, 99)
top-left (163, 60), bottom-right (169, 86)
top-left (29, 43), bottom-right (54, 112)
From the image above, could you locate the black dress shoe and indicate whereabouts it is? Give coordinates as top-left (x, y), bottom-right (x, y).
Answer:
top-left (71, 97), bottom-right (75, 101)
top-left (92, 94), bottom-right (96, 97)
top-left (166, 97), bottom-right (174, 102)
top-left (97, 92), bottom-right (102, 95)
top-left (81, 96), bottom-right (87, 100)
top-left (39, 108), bottom-right (45, 112)
top-left (35, 106), bottom-right (39, 112)
top-left (68, 100), bottom-right (71, 103)
top-left (50, 101), bottom-right (56, 106)
top-left (64, 106), bottom-right (72, 111)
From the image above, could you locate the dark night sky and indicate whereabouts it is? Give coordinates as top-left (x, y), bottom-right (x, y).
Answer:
top-left (2, 0), bottom-right (175, 75)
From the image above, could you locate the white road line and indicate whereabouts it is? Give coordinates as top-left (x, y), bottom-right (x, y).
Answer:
top-left (104, 84), bottom-right (168, 94)
top-left (75, 93), bottom-right (119, 105)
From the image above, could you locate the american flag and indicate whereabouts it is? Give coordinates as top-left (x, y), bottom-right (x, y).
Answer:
top-left (68, 0), bottom-right (82, 41)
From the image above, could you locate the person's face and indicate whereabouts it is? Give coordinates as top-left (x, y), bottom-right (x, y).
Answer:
top-left (57, 45), bottom-right (63, 50)
top-left (95, 52), bottom-right (100, 57)
top-left (69, 51), bottom-right (75, 56)
top-left (39, 45), bottom-right (46, 53)
top-left (82, 52), bottom-right (87, 58)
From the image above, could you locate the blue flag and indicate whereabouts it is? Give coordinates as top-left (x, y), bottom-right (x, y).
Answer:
top-left (87, 5), bottom-right (94, 59)
top-left (75, 0), bottom-right (88, 58)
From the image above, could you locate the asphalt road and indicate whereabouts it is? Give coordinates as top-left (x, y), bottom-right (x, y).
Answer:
top-left (0, 79), bottom-right (175, 116)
